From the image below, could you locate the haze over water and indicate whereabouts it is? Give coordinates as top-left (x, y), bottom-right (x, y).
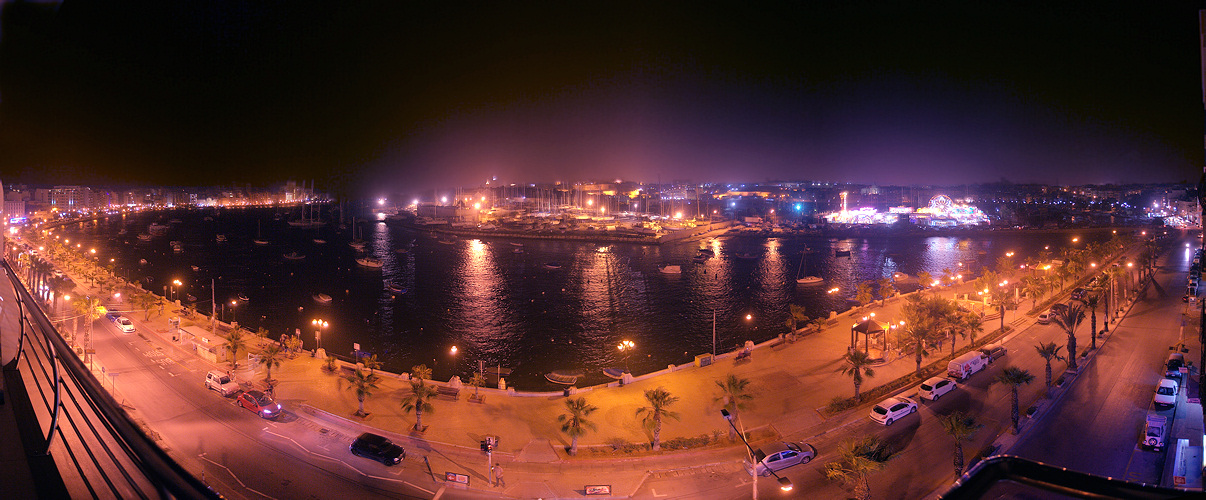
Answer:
top-left (59, 207), bottom-right (1118, 389)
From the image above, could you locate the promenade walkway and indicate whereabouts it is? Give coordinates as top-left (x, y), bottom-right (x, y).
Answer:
top-left (20, 236), bottom-right (1142, 498)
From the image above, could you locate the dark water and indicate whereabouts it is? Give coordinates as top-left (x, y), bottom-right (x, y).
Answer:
top-left (57, 208), bottom-right (1118, 389)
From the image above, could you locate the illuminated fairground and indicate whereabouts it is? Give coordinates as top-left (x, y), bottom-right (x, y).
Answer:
top-left (824, 193), bottom-right (990, 227)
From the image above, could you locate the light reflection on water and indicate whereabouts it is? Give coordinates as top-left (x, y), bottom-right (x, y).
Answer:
top-left (58, 209), bottom-right (1120, 389)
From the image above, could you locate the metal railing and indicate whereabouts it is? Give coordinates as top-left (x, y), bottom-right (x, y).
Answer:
top-left (1, 259), bottom-right (220, 499)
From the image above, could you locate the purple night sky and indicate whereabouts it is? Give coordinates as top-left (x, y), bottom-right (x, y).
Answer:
top-left (0, 1), bottom-right (1200, 193)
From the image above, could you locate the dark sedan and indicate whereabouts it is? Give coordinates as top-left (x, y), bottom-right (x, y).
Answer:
top-left (350, 432), bottom-right (405, 466)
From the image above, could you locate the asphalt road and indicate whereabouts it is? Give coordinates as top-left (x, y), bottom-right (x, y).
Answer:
top-left (1010, 234), bottom-right (1192, 485)
top-left (75, 305), bottom-right (444, 499)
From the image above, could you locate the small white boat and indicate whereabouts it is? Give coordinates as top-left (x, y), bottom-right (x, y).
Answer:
top-left (513, 248), bottom-right (524, 254)
top-left (137, 234), bottom-right (153, 242)
top-left (215, 234), bottom-right (226, 242)
top-left (543, 262), bottom-right (563, 270)
top-left (893, 272), bottom-right (909, 281)
top-left (313, 293), bottom-right (333, 304)
top-left (509, 242), bottom-right (524, 247)
top-left (190, 265), bottom-right (200, 272)
top-left (356, 257), bottom-right (383, 268)
top-left (796, 276), bottom-right (824, 285)
top-left (659, 264), bottom-right (682, 274)
top-left (284, 252), bottom-right (306, 260)
top-left (253, 239), bottom-right (270, 246)
top-left (386, 282), bottom-right (407, 294)
top-left (314, 239), bottom-right (327, 245)
top-left (139, 259), bottom-right (148, 265)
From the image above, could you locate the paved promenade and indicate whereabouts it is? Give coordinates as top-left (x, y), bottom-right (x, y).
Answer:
top-left (25, 236), bottom-right (1142, 498)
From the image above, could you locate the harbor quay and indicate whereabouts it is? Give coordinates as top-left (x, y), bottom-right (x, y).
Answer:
top-left (12, 224), bottom-right (1151, 498)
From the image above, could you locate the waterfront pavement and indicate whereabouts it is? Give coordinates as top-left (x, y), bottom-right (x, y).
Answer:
top-left (39, 242), bottom-right (1146, 499)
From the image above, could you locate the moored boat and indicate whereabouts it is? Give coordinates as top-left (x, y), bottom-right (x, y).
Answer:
top-left (313, 293), bottom-right (333, 303)
top-left (357, 257), bottom-right (383, 268)
top-left (545, 371), bottom-right (581, 385)
top-left (659, 264), bottom-right (682, 274)
top-left (543, 262), bottom-right (562, 270)
top-left (284, 251), bottom-right (306, 260)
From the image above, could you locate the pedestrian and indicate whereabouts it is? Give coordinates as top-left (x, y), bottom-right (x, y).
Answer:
top-left (494, 463), bottom-right (504, 487)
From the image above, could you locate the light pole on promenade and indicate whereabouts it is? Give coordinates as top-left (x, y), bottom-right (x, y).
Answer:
top-left (720, 409), bottom-right (792, 499)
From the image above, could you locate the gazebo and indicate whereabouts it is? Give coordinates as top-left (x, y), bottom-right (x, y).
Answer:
top-left (850, 316), bottom-right (886, 356)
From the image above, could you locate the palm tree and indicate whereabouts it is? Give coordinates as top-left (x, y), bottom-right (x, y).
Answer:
top-left (787, 304), bottom-right (812, 332)
top-left (823, 435), bottom-right (892, 500)
top-left (1079, 291), bottom-right (1100, 350)
top-left (714, 374), bottom-right (754, 441)
top-left (940, 411), bottom-right (982, 477)
top-left (856, 282), bottom-right (874, 308)
top-left (1051, 302), bottom-right (1084, 371)
top-left (261, 343), bottom-right (284, 384)
top-left (1021, 276), bottom-right (1048, 311)
top-left (636, 387), bottom-right (681, 451)
top-left (346, 367), bottom-right (380, 417)
top-left (959, 309), bottom-right (984, 353)
top-left (838, 350), bottom-right (876, 401)
top-left (468, 371), bottom-right (487, 400)
top-left (224, 327), bottom-right (248, 370)
top-left (992, 366), bottom-right (1035, 434)
top-left (410, 364), bottom-right (432, 382)
top-left (400, 381), bottom-right (438, 431)
top-left (917, 271), bottom-right (933, 292)
top-left (877, 277), bottom-right (894, 305)
top-left (361, 354), bottom-right (383, 374)
top-left (558, 397), bottom-right (598, 456)
top-left (1034, 342), bottom-right (1065, 388)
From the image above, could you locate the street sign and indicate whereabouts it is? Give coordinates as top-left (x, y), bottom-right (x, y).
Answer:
top-left (444, 472), bottom-right (469, 485)
top-left (586, 485), bottom-right (612, 495)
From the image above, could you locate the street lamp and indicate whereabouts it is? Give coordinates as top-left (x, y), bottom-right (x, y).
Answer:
top-left (618, 340), bottom-right (635, 372)
top-left (721, 409), bottom-right (792, 498)
top-left (450, 345), bottom-right (459, 377)
top-left (171, 279), bottom-right (182, 303)
top-left (312, 318), bottom-right (328, 352)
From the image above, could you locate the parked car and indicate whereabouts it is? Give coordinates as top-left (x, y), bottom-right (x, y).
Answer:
top-left (114, 316), bottom-right (135, 333)
top-left (947, 351), bottom-right (987, 380)
top-left (751, 442), bottom-right (817, 476)
top-left (869, 396), bottom-right (918, 426)
top-left (350, 432), bottom-right (405, 466)
top-left (979, 344), bottom-right (1007, 363)
top-left (1166, 353), bottom-right (1186, 379)
top-left (236, 390), bottom-right (282, 419)
top-left (205, 370), bottom-right (239, 396)
top-left (1036, 311), bottom-right (1051, 324)
top-left (1153, 378), bottom-right (1179, 409)
top-left (1143, 413), bottom-right (1167, 451)
top-left (918, 376), bottom-right (956, 401)
top-left (1071, 287), bottom-right (1087, 300)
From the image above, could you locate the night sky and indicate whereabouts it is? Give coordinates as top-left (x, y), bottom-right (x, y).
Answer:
top-left (0, 1), bottom-right (1201, 196)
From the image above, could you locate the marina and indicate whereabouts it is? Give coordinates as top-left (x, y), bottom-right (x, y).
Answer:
top-left (55, 206), bottom-right (1121, 389)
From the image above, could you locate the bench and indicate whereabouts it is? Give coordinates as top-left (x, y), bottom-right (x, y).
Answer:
top-left (436, 386), bottom-right (460, 401)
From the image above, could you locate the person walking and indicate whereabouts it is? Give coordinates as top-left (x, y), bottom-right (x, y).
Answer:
top-left (493, 463), bottom-right (504, 487)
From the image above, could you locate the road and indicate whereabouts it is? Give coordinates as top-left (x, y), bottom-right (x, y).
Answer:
top-left (1010, 233), bottom-right (1192, 485)
top-left (75, 306), bottom-right (453, 499)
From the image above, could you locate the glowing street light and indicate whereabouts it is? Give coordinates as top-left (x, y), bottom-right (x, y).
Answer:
top-left (618, 340), bottom-right (635, 371)
top-left (312, 318), bottom-right (328, 352)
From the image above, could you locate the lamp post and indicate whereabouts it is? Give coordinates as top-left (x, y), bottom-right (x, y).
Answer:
top-left (450, 345), bottom-right (459, 378)
top-left (721, 409), bottom-right (792, 499)
top-left (618, 340), bottom-right (635, 372)
top-left (172, 279), bottom-right (182, 303)
top-left (312, 318), bottom-right (327, 352)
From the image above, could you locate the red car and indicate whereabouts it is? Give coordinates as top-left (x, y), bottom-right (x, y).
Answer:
top-left (236, 390), bottom-right (282, 419)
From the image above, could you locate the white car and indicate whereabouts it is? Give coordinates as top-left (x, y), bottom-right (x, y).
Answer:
top-left (1036, 311), bottom-right (1051, 324)
top-left (752, 442), bottom-right (817, 476)
top-left (870, 396), bottom-right (918, 426)
top-left (1154, 378), bottom-right (1178, 409)
top-left (918, 377), bottom-right (956, 401)
top-left (115, 316), bottom-right (136, 333)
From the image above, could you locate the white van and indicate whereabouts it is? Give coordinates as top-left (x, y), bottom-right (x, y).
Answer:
top-left (947, 351), bottom-right (987, 380)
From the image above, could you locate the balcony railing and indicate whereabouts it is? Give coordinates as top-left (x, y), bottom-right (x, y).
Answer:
top-left (1, 259), bottom-right (219, 499)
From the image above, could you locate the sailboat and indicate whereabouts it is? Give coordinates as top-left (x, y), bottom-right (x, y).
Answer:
top-left (288, 181), bottom-right (326, 228)
top-left (349, 218), bottom-right (366, 250)
top-left (796, 254), bottom-right (823, 285)
top-left (253, 220), bottom-right (269, 245)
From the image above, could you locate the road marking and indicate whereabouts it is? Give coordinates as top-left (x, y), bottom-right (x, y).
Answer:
top-left (651, 488), bottom-right (668, 497)
top-left (197, 453), bottom-right (274, 499)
